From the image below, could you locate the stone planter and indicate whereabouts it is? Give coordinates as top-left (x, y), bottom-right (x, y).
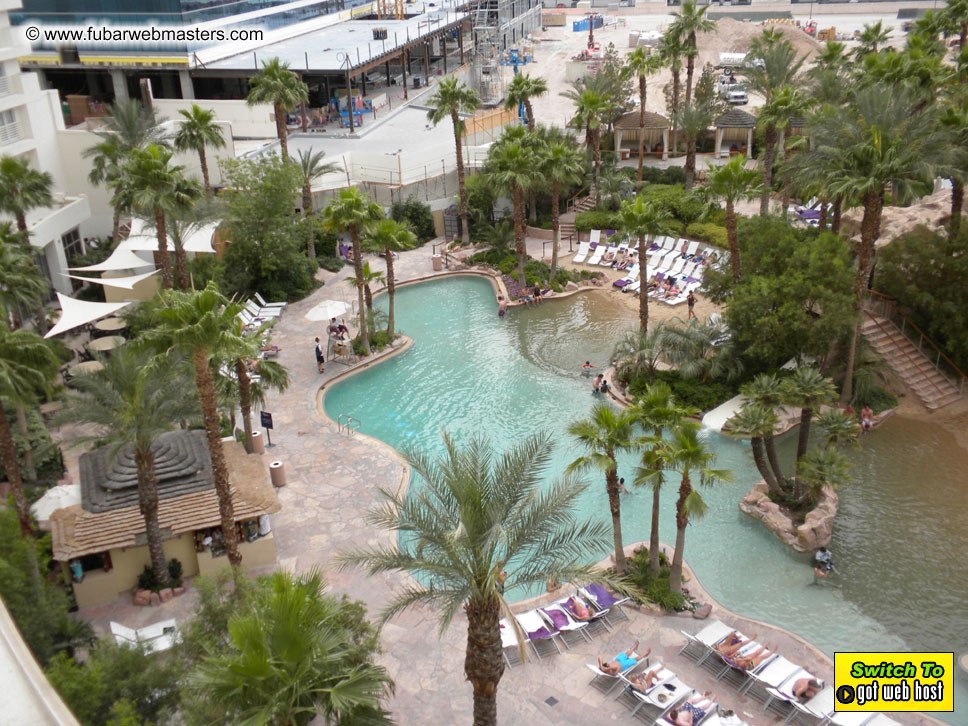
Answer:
top-left (739, 480), bottom-right (838, 553)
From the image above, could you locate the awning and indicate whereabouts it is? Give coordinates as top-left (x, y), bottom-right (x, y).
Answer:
top-left (69, 246), bottom-right (154, 272)
top-left (45, 293), bottom-right (131, 338)
top-left (121, 218), bottom-right (218, 254)
top-left (66, 269), bottom-right (159, 290)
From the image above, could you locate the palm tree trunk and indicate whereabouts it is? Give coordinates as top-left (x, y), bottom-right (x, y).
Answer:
top-left (199, 148), bottom-right (211, 193)
top-left (818, 197), bottom-right (828, 230)
top-left (763, 433), bottom-right (785, 489)
top-left (684, 131), bottom-right (697, 191)
top-left (529, 191), bottom-right (537, 224)
top-left (513, 184), bottom-right (527, 287)
top-left (304, 184), bottom-right (316, 258)
top-left (15, 212), bottom-right (26, 233)
top-left (638, 235), bottom-right (649, 332)
top-left (453, 112), bottom-right (471, 245)
top-left (112, 206), bottom-right (121, 245)
top-left (172, 233), bottom-right (190, 291)
top-left (750, 437), bottom-right (780, 494)
top-left (192, 349), bottom-right (241, 569)
top-left (793, 406), bottom-right (813, 499)
top-left (0, 398), bottom-right (33, 537)
top-left (236, 359), bottom-right (254, 453)
top-left (668, 475), bottom-right (690, 594)
top-left (364, 284), bottom-right (373, 313)
top-left (35, 299), bottom-right (48, 336)
top-left (759, 125), bottom-right (776, 216)
top-left (593, 129), bottom-right (602, 204)
top-left (832, 196), bottom-right (843, 233)
top-left (950, 179), bottom-right (964, 239)
top-left (385, 249), bottom-right (396, 338)
top-left (135, 447), bottom-right (170, 587)
top-left (275, 103), bottom-right (289, 161)
top-left (524, 99), bottom-right (535, 132)
top-left (685, 40), bottom-right (695, 104)
top-left (671, 66), bottom-right (681, 153)
top-left (350, 225), bottom-right (370, 354)
top-left (606, 463), bottom-right (627, 574)
top-left (14, 404), bottom-right (35, 483)
top-left (550, 180), bottom-right (560, 284)
top-left (154, 208), bottom-right (174, 289)
top-left (464, 596), bottom-right (504, 726)
top-left (637, 76), bottom-right (646, 189)
top-left (648, 469), bottom-right (662, 575)
top-left (726, 201), bottom-right (740, 283)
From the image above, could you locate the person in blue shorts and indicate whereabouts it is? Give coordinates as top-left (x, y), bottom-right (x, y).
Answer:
top-left (598, 641), bottom-right (649, 675)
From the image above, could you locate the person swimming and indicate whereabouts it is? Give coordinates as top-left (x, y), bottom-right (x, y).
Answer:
top-left (581, 361), bottom-right (596, 375)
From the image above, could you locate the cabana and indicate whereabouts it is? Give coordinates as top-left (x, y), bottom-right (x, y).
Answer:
top-left (714, 108), bottom-right (756, 159)
top-left (613, 110), bottom-right (671, 161)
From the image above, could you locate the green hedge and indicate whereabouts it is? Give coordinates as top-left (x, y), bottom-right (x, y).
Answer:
top-left (685, 222), bottom-right (728, 247)
top-left (628, 370), bottom-right (739, 413)
top-left (574, 210), bottom-right (622, 232)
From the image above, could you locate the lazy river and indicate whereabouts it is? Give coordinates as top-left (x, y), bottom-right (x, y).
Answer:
top-left (323, 275), bottom-right (968, 720)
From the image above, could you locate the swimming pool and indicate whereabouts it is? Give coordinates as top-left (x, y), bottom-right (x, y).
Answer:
top-left (323, 275), bottom-right (966, 719)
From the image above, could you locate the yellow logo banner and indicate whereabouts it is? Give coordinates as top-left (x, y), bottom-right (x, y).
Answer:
top-left (833, 652), bottom-right (954, 712)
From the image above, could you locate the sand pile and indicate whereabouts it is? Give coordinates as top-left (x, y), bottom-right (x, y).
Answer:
top-left (696, 17), bottom-right (822, 68)
top-left (840, 187), bottom-right (959, 247)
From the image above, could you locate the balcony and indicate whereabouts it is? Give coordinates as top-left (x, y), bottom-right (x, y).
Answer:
top-left (0, 74), bottom-right (9, 96)
top-left (0, 119), bottom-right (21, 145)
top-left (16, 195), bottom-right (91, 249)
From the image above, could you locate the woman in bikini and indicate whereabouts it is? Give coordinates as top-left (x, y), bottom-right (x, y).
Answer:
top-left (667, 692), bottom-right (716, 726)
top-left (629, 665), bottom-right (666, 692)
top-left (725, 643), bottom-right (775, 671)
top-left (713, 631), bottom-right (755, 657)
top-left (566, 596), bottom-right (593, 620)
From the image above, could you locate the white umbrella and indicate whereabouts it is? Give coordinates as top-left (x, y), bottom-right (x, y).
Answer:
top-left (30, 484), bottom-right (81, 525)
top-left (305, 299), bottom-right (351, 322)
top-left (45, 294), bottom-right (131, 338)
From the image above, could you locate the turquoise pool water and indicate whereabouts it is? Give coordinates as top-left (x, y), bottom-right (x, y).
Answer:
top-left (323, 276), bottom-right (967, 719)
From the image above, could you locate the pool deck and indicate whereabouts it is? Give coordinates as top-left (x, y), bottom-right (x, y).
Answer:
top-left (77, 242), bottom-right (943, 726)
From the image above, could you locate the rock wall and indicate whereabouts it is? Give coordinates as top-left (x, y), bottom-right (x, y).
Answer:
top-left (738, 480), bottom-right (838, 553)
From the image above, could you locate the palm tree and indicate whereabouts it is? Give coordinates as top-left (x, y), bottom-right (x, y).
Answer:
top-left (143, 282), bottom-right (247, 569)
top-left (740, 373), bottom-right (787, 489)
top-left (503, 73), bottom-right (548, 131)
top-left (797, 446), bottom-right (852, 504)
top-left (540, 140), bottom-right (585, 281)
top-left (567, 403), bottom-right (641, 574)
top-left (123, 144), bottom-right (203, 289)
top-left (296, 149), bottom-right (339, 258)
top-left (565, 88), bottom-right (612, 201)
top-left (341, 432), bottom-right (612, 726)
top-left (726, 403), bottom-right (781, 495)
top-left (84, 99), bottom-right (168, 242)
top-left (619, 196), bottom-right (672, 332)
top-left (427, 77), bottom-right (481, 244)
top-left (658, 28), bottom-right (686, 152)
top-left (60, 348), bottom-right (199, 586)
top-left (659, 318), bottom-right (743, 383)
top-left (854, 21), bottom-right (892, 60)
top-left (246, 58), bottom-right (309, 162)
top-left (360, 218), bottom-right (416, 338)
top-left (706, 154), bottom-right (762, 282)
top-left (630, 383), bottom-right (694, 575)
top-left (487, 137), bottom-right (537, 287)
top-left (781, 367), bottom-right (836, 499)
top-left (940, 98), bottom-right (968, 238)
top-left (174, 104), bottom-right (226, 194)
top-left (671, 0), bottom-right (715, 104)
top-left (624, 47), bottom-right (664, 187)
top-left (322, 187), bottom-right (383, 355)
top-left (344, 260), bottom-right (384, 316)
top-left (654, 421), bottom-right (731, 594)
top-left (0, 223), bottom-right (47, 328)
top-left (0, 324), bottom-right (61, 536)
top-left (610, 326), bottom-right (666, 388)
top-left (675, 100), bottom-right (716, 191)
top-left (941, 0), bottom-right (968, 49)
top-left (188, 569), bottom-right (393, 725)
top-left (225, 325), bottom-right (290, 453)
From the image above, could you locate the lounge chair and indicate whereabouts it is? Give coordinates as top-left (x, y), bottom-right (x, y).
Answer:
top-left (762, 667), bottom-right (822, 719)
top-left (561, 593), bottom-right (610, 637)
top-left (586, 650), bottom-right (649, 695)
top-left (682, 240), bottom-right (700, 258)
top-left (787, 685), bottom-right (836, 724)
top-left (588, 241), bottom-right (607, 265)
top-left (655, 692), bottom-right (719, 726)
top-left (255, 292), bottom-right (287, 312)
top-left (515, 609), bottom-right (563, 659)
top-left (581, 583), bottom-right (630, 625)
top-left (540, 603), bottom-right (591, 647)
top-left (246, 300), bottom-right (282, 318)
top-left (827, 711), bottom-right (877, 726)
top-left (739, 654), bottom-right (800, 699)
top-left (614, 264), bottom-right (640, 289)
top-left (664, 257), bottom-right (689, 277)
top-left (713, 640), bottom-right (778, 688)
top-left (619, 674), bottom-right (691, 721)
top-left (678, 619), bottom-right (734, 664)
top-left (598, 245), bottom-right (618, 266)
top-left (499, 618), bottom-right (529, 668)
top-left (110, 619), bottom-right (178, 654)
top-left (572, 241), bottom-right (591, 264)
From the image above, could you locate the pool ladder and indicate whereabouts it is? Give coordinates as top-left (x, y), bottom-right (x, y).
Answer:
top-left (337, 413), bottom-right (361, 436)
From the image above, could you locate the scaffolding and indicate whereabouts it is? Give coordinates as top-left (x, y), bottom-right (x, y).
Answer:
top-left (471, 0), bottom-right (505, 106)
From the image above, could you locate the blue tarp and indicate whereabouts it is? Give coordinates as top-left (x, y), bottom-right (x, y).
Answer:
top-left (572, 15), bottom-right (604, 33)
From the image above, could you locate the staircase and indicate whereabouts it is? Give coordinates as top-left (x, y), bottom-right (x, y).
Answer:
top-left (559, 191), bottom-right (597, 245)
top-left (860, 313), bottom-right (963, 411)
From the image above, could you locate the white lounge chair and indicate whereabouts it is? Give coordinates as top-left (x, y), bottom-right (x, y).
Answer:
top-left (246, 300), bottom-right (282, 318)
top-left (788, 686), bottom-right (836, 723)
top-left (614, 264), bottom-right (640, 290)
top-left (588, 242), bottom-right (607, 265)
top-left (678, 620), bottom-right (734, 663)
top-left (655, 692), bottom-right (719, 726)
top-left (572, 240), bottom-right (591, 264)
top-left (763, 667), bottom-right (823, 717)
top-left (499, 618), bottom-right (528, 667)
top-left (827, 710), bottom-right (877, 726)
top-left (683, 240), bottom-right (700, 258)
top-left (624, 675), bottom-right (691, 719)
top-left (599, 245), bottom-right (618, 266)
top-left (255, 292), bottom-right (287, 311)
top-left (110, 618), bottom-right (178, 654)
top-left (626, 280), bottom-right (642, 294)
top-left (739, 654), bottom-right (800, 697)
top-left (515, 609), bottom-right (563, 659)
top-left (540, 602), bottom-right (591, 647)
top-left (586, 650), bottom-right (649, 695)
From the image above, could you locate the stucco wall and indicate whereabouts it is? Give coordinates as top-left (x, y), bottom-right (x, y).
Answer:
top-left (196, 532), bottom-right (277, 578)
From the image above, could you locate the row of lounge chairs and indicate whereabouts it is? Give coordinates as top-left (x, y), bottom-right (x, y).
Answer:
top-left (237, 293), bottom-right (288, 331)
top-left (500, 584), bottom-right (629, 667)
top-left (679, 619), bottom-right (902, 726)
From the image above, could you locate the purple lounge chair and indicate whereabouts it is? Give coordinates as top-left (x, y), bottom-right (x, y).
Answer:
top-left (582, 584), bottom-right (631, 624)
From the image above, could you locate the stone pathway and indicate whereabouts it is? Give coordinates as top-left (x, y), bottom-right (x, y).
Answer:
top-left (78, 243), bottom-right (937, 726)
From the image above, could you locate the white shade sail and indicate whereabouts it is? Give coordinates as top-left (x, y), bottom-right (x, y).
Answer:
top-left (45, 293), bottom-right (131, 338)
top-left (121, 218), bottom-right (218, 254)
top-left (69, 246), bottom-right (154, 272)
top-left (66, 269), bottom-right (159, 290)
top-left (305, 299), bottom-right (351, 322)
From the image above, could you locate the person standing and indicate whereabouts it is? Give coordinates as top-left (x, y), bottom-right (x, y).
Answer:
top-left (686, 291), bottom-right (697, 319)
top-left (314, 337), bottom-right (325, 373)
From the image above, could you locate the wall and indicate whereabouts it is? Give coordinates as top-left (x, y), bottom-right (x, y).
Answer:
top-left (153, 98), bottom-right (276, 139)
top-left (196, 532), bottom-right (276, 578)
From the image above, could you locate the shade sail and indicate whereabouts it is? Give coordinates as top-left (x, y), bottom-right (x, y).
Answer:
top-left (305, 299), bottom-right (351, 322)
top-left (69, 246), bottom-right (154, 272)
top-left (45, 293), bottom-right (131, 338)
top-left (121, 218), bottom-right (218, 254)
top-left (67, 269), bottom-right (159, 290)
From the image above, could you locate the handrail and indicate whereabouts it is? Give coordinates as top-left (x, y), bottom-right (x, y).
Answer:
top-left (864, 290), bottom-right (967, 391)
top-left (337, 413), bottom-right (361, 435)
top-left (862, 310), bottom-right (947, 400)
top-left (566, 185), bottom-right (590, 212)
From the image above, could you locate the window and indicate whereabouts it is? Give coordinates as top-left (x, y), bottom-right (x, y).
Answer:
top-left (61, 227), bottom-right (83, 262)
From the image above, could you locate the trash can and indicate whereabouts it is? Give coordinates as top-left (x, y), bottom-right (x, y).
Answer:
top-left (251, 430), bottom-right (265, 454)
top-left (269, 460), bottom-right (286, 487)
top-left (432, 254), bottom-right (443, 271)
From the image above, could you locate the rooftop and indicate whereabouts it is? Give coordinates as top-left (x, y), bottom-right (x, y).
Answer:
top-left (614, 109), bottom-right (671, 130)
top-left (715, 108), bottom-right (757, 128)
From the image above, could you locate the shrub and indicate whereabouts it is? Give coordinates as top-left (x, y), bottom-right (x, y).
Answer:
top-left (74, 284), bottom-right (105, 303)
top-left (390, 195), bottom-right (435, 243)
top-left (167, 558), bottom-right (183, 587)
top-left (317, 255), bottom-right (344, 272)
top-left (136, 566), bottom-right (157, 593)
top-left (626, 547), bottom-right (689, 612)
top-left (351, 328), bottom-right (393, 356)
top-left (685, 222), bottom-right (728, 247)
top-left (642, 184), bottom-right (706, 225)
top-left (574, 209), bottom-right (622, 232)
top-left (629, 370), bottom-right (739, 412)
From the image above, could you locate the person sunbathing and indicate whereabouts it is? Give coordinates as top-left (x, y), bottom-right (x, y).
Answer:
top-left (566, 596), bottom-right (593, 620)
top-left (792, 677), bottom-right (823, 702)
top-left (725, 643), bottom-right (775, 671)
top-left (667, 693), bottom-right (716, 726)
top-left (603, 250), bottom-right (616, 264)
top-left (663, 285), bottom-right (680, 300)
top-left (629, 666), bottom-right (666, 692)
top-left (598, 641), bottom-right (648, 675)
top-left (714, 631), bottom-right (755, 657)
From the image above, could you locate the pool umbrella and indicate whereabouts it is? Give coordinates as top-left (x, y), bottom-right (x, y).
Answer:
top-left (30, 485), bottom-right (81, 529)
top-left (305, 299), bottom-right (351, 322)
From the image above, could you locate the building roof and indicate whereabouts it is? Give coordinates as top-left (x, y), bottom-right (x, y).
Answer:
top-left (51, 440), bottom-right (280, 560)
top-left (715, 108), bottom-right (757, 128)
top-left (614, 109), bottom-right (671, 130)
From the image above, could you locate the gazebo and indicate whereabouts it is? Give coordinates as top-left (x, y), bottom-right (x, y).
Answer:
top-left (714, 108), bottom-right (756, 159)
top-left (614, 109), bottom-right (672, 161)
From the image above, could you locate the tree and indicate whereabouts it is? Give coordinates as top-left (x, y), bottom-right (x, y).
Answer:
top-left (658, 28), bottom-right (686, 151)
top-left (321, 187), bottom-right (383, 355)
top-left (658, 318), bottom-right (743, 383)
top-left (854, 21), bottom-right (892, 61)
top-left (540, 139), bottom-right (585, 281)
top-left (0, 324), bottom-right (60, 535)
top-left (565, 88), bottom-right (612, 201)
top-left (342, 432), bottom-right (611, 726)
top-left (567, 403), bottom-right (641, 574)
top-left (611, 326), bottom-right (666, 388)
top-left (60, 348), bottom-right (199, 586)
top-left (706, 154), bottom-right (762, 282)
top-left (624, 47), bottom-right (664, 187)
top-left (674, 77), bottom-right (722, 191)
top-left (0, 223), bottom-right (47, 326)
top-left (122, 144), bottom-right (203, 289)
top-left (174, 104), bottom-right (226, 194)
top-left (361, 218), bottom-right (416, 338)
top-left (940, 0), bottom-right (968, 50)
top-left (781, 367), bottom-right (836, 499)
top-left (486, 134), bottom-right (537, 287)
top-left (427, 77), bottom-right (480, 244)
top-left (630, 383), bottom-right (695, 575)
top-left (187, 570), bottom-right (392, 725)
top-left (619, 195), bottom-right (672, 332)
top-left (670, 0), bottom-right (715, 105)
top-left (296, 149), bottom-right (339, 258)
top-left (652, 421), bottom-right (731, 594)
top-left (503, 73), bottom-right (548, 131)
top-left (143, 283), bottom-right (247, 569)
top-left (246, 58), bottom-right (308, 162)
top-left (939, 98), bottom-right (968, 238)
top-left (726, 403), bottom-right (782, 494)
top-left (344, 260), bottom-right (384, 316)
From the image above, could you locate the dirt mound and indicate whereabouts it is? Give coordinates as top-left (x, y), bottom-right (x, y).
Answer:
top-left (841, 187), bottom-right (957, 247)
top-left (696, 17), bottom-right (822, 68)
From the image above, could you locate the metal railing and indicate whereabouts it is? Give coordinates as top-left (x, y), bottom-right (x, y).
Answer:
top-left (0, 120), bottom-right (22, 146)
top-left (864, 290), bottom-right (966, 395)
top-left (337, 413), bottom-right (361, 435)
